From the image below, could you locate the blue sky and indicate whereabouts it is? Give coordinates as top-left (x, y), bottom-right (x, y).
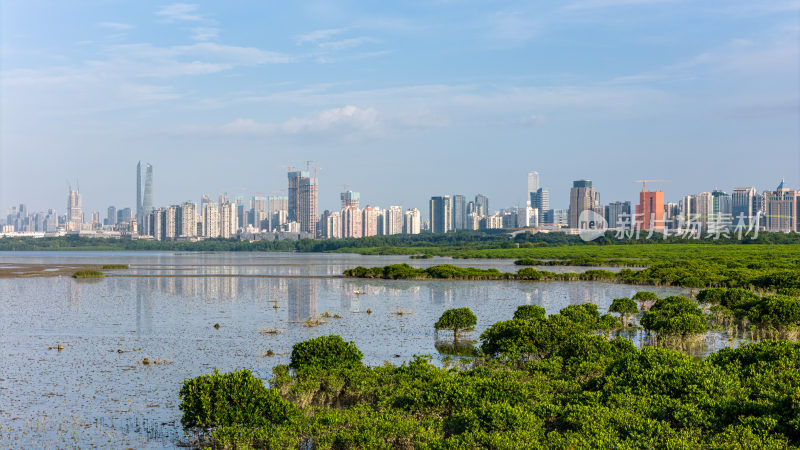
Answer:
top-left (1, 0), bottom-right (798, 215)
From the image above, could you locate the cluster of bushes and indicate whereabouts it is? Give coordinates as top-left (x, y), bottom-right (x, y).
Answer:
top-left (71, 269), bottom-right (104, 279)
top-left (180, 309), bottom-right (800, 448)
top-left (698, 288), bottom-right (800, 328)
top-left (346, 259), bottom-right (800, 291)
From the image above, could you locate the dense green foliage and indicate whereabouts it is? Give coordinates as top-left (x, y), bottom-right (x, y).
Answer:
top-left (182, 309), bottom-right (800, 448)
top-left (632, 291), bottom-right (658, 301)
top-left (101, 264), bottom-right (128, 269)
top-left (641, 296), bottom-right (708, 335)
top-left (71, 269), bottom-right (104, 278)
top-left (697, 288), bottom-right (800, 328)
top-left (289, 335), bottom-right (363, 374)
top-left (178, 369), bottom-right (298, 431)
top-left (434, 307), bottom-right (477, 339)
top-left (609, 297), bottom-right (639, 316)
top-left (513, 304), bottom-right (546, 321)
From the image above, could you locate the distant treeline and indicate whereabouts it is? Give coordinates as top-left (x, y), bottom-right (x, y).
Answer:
top-left (1, 230), bottom-right (799, 253)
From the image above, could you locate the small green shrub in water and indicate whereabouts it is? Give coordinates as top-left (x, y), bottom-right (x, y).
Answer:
top-left (72, 270), bottom-right (104, 279)
top-left (289, 335), bottom-right (363, 373)
top-left (513, 304), bottom-right (546, 321)
top-left (179, 369), bottom-right (298, 431)
top-left (434, 307), bottom-right (477, 339)
top-left (641, 296), bottom-right (708, 336)
top-left (101, 264), bottom-right (129, 270)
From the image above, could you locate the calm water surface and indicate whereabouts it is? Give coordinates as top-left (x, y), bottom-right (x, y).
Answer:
top-left (0, 252), bottom-right (713, 448)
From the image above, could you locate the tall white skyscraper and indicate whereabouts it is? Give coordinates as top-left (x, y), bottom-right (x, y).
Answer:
top-left (386, 206), bottom-right (404, 235)
top-left (527, 172), bottom-right (540, 206)
top-left (66, 188), bottom-right (82, 232)
top-left (203, 203), bottom-right (220, 238)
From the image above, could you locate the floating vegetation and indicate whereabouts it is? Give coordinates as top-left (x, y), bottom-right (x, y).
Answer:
top-left (321, 311), bottom-right (332, 318)
top-left (213, 323), bottom-right (220, 329)
top-left (101, 264), bottom-right (129, 270)
top-left (71, 270), bottom-right (104, 279)
top-left (333, 314), bottom-right (343, 319)
top-left (302, 316), bottom-right (327, 327)
top-left (142, 357), bottom-right (150, 365)
top-left (262, 350), bottom-right (275, 357)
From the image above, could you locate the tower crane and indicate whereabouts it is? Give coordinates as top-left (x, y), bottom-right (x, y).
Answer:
top-left (634, 180), bottom-right (671, 193)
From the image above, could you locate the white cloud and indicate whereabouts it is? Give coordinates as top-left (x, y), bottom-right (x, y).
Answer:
top-left (281, 105), bottom-right (380, 134)
top-left (296, 28), bottom-right (348, 45)
top-left (191, 27), bottom-right (219, 41)
top-left (484, 9), bottom-right (541, 46)
top-left (97, 22), bottom-right (135, 31)
top-left (317, 37), bottom-right (378, 51)
top-left (517, 115), bottom-right (545, 127)
top-left (155, 3), bottom-right (202, 22)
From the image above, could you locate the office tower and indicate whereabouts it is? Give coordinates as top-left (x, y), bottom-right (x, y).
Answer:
top-left (342, 206), bottom-right (362, 238)
top-left (386, 206), bottom-right (403, 235)
top-left (712, 189), bottom-right (732, 218)
top-left (298, 174), bottom-right (318, 236)
top-left (107, 206), bottom-right (117, 226)
top-left (430, 195), bottom-right (452, 233)
top-left (765, 180), bottom-right (799, 232)
top-left (250, 194), bottom-right (267, 230)
top-left (452, 194), bottom-right (466, 230)
top-left (117, 207), bottom-right (132, 225)
top-left (202, 202), bottom-right (220, 238)
top-left (136, 162), bottom-right (153, 228)
top-left (466, 201), bottom-right (476, 215)
top-left (527, 172), bottom-right (540, 206)
top-left (502, 212), bottom-right (518, 229)
top-left (694, 192), bottom-right (714, 230)
top-left (474, 194), bottom-right (489, 216)
top-left (287, 170), bottom-right (308, 222)
top-left (269, 192), bottom-right (288, 230)
top-left (636, 191), bottom-right (665, 231)
top-left (44, 209), bottom-right (58, 233)
top-left (66, 188), bottom-right (82, 232)
top-left (732, 187), bottom-right (757, 226)
top-left (404, 208), bottom-right (421, 234)
top-left (320, 210), bottom-right (342, 238)
top-left (361, 206), bottom-right (381, 237)
top-left (341, 190), bottom-right (360, 209)
top-left (665, 202), bottom-right (680, 229)
top-left (605, 201), bottom-right (631, 228)
top-left (177, 202), bottom-right (197, 238)
top-left (530, 188), bottom-right (550, 215)
top-left (568, 179), bottom-right (600, 228)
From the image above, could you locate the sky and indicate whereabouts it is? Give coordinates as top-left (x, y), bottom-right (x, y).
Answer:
top-left (1, 0), bottom-right (798, 216)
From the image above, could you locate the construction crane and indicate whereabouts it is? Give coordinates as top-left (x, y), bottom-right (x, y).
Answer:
top-left (634, 180), bottom-right (671, 193)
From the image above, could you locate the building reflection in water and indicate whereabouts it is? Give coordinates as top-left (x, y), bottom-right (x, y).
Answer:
top-left (135, 278), bottom-right (153, 334)
top-left (287, 278), bottom-right (317, 324)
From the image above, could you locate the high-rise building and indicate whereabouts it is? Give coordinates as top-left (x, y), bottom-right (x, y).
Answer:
top-left (177, 202), bottom-right (197, 238)
top-left (527, 172), bottom-right (540, 206)
top-left (136, 162), bottom-right (153, 229)
top-left (202, 202), bottom-right (219, 238)
top-left (269, 192), bottom-right (288, 230)
top-left (219, 201), bottom-right (236, 238)
top-left (430, 195), bottom-right (452, 233)
top-left (342, 206), bottom-right (362, 238)
top-left (66, 188), bottom-right (82, 232)
top-left (765, 180), bottom-right (799, 232)
top-left (474, 194), bottom-right (489, 216)
top-left (694, 192), bottom-right (714, 230)
top-left (163, 205), bottom-right (177, 240)
top-left (530, 188), bottom-right (549, 215)
top-left (712, 190), bottom-right (732, 218)
top-left (250, 194), bottom-right (267, 230)
top-left (148, 209), bottom-right (164, 240)
top-left (452, 194), bottom-right (466, 230)
top-left (636, 191), bottom-right (665, 231)
top-left (404, 208), bottom-right (421, 234)
top-left (341, 190), bottom-right (360, 209)
top-left (568, 179), bottom-right (600, 228)
top-left (107, 206), bottom-right (117, 226)
top-left (362, 206), bottom-right (380, 237)
top-left (732, 187), bottom-right (757, 226)
top-left (320, 210), bottom-right (341, 239)
top-left (386, 206), bottom-right (404, 235)
top-left (298, 174), bottom-right (318, 236)
top-left (605, 201), bottom-right (631, 229)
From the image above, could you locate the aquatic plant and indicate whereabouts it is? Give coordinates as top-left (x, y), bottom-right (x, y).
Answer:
top-left (71, 270), bottom-right (104, 279)
top-left (434, 307), bottom-right (477, 340)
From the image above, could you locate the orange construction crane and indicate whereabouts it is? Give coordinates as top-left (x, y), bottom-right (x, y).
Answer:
top-left (634, 179), bottom-right (671, 193)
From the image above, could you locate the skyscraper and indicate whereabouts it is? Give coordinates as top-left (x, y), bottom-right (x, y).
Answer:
top-left (530, 188), bottom-right (550, 216)
top-left (136, 162), bottom-right (153, 229)
top-left (568, 179), bottom-right (600, 228)
top-left (202, 202), bottom-right (220, 238)
top-left (298, 174), bottom-right (318, 236)
top-left (452, 194), bottom-right (466, 230)
top-left (107, 206), bottom-right (117, 226)
top-left (287, 170), bottom-right (306, 223)
top-left (66, 188), bottom-right (82, 232)
top-left (341, 190), bottom-right (360, 209)
top-left (474, 194), bottom-right (489, 216)
top-left (732, 187), bottom-right (757, 226)
top-left (404, 208), bottom-right (421, 234)
top-left (527, 172), bottom-right (540, 205)
top-left (765, 179), bottom-right (799, 232)
top-left (636, 191), bottom-right (665, 231)
top-left (605, 201), bottom-right (631, 229)
top-left (386, 206), bottom-right (404, 235)
top-left (430, 195), bottom-right (452, 233)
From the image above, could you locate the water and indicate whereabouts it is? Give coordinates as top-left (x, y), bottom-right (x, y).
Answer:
top-left (0, 252), bottom-right (701, 448)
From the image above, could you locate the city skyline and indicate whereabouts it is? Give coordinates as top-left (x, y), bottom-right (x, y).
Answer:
top-left (1, 2), bottom-right (797, 215)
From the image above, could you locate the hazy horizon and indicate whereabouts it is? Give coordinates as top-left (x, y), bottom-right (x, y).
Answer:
top-left (2, 1), bottom-right (798, 215)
